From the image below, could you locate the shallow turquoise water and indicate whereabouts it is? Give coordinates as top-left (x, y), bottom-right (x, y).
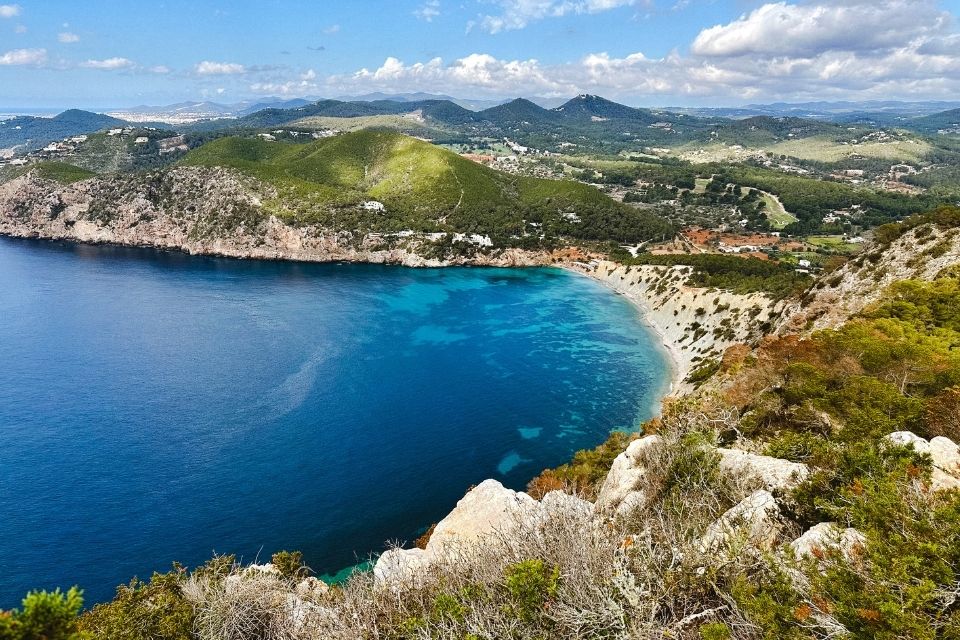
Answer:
top-left (0, 238), bottom-right (669, 606)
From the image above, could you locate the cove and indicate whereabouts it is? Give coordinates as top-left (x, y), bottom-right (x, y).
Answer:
top-left (0, 237), bottom-right (670, 607)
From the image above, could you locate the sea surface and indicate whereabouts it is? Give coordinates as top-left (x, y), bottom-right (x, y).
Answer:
top-left (0, 238), bottom-right (670, 606)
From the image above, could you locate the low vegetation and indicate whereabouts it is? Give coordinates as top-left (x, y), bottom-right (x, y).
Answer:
top-left (4, 214), bottom-right (960, 639)
top-left (609, 250), bottom-right (813, 299)
top-left (179, 131), bottom-right (674, 246)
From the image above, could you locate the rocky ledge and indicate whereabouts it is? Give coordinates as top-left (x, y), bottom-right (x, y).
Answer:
top-left (0, 169), bottom-right (549, 268)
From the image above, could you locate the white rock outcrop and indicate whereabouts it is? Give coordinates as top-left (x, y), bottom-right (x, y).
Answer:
top-left (595, 435), bottom-right (663, 515)
top-left (427, 479), bottom-right (540, 552)
top-left (884, 431), bottom-right (960, 491)
top-left (791, 522), bottom-right (865, 562)
top-left (717, 448), bottom-right (810, 492)
top-left (699, 490), bottom-right (781, 554)
top-left (374, 481), bottom-right (592, 584)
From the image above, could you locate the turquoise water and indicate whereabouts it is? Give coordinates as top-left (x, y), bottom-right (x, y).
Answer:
top-left (0, 238), bottom-right (669, 606)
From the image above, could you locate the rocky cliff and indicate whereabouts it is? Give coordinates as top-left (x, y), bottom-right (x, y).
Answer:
top-left (777, 222), bottom-right (960, 333)
top-left (579, 261), bottom-right (781, 386)
top-left (0, 169), bottom-right (548, 268)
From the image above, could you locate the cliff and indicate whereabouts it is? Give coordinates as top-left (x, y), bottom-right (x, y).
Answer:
top-left (0, 168), bottom-right (549, 268)
top-left (578, 260), bottom-right (781, 387)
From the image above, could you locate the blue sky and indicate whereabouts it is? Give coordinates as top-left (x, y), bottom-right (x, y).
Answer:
top-left (2, 0), bottom-right (960, 108)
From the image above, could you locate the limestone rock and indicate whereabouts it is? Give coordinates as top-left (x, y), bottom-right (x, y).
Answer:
top-left (373, 548), bottom-right (432, 585)
top-left (428, 479), bottom-right (539, 552)
top-left (699, 490), bottom-right (781, 554)
top-left (375, 480), bottom-right (543, 584)
top-left (295, 576), bottom-right (329, 599)
top-left (596, 435), bottom-right (663, 513)
top-left (884, 431), bottom-right (960, 491)
top-left (791, 522), bottom-right (865, 562)
top-left (717, 448), bottom-right (809, 492)
top-left (930, 436), bottom-right (960, 476)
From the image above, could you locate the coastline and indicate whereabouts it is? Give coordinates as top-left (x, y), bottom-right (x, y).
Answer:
top-left (560, 262), bottom-right (683, 397)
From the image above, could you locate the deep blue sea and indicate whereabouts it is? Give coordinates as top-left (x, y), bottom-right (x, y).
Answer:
top-left (0, 237), bottom-right (669, 607)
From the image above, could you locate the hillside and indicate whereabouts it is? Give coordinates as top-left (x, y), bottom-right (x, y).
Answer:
top-left (907, 108), bottom-right (960, 135)
top-left (0, 131), bottom-right (673, 265)
top-left (178, 130), bottom-right (673, 244)
top-left (0, 109), bottom-right (128, 153)
top-left (8, 208), bottom-right (960, 639)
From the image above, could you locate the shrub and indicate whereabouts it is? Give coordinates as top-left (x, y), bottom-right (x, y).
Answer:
top-left (0, 587), bottom-right (85, 640)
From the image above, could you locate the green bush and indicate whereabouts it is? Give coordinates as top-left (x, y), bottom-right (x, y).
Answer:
top-left (0, 587), bottom-right (85, 640)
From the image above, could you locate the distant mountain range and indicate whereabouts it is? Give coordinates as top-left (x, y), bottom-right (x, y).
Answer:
top-left (5, 94), bottom-right (960, 161)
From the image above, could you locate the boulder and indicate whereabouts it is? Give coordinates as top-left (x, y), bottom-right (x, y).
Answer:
top-left (791, 522), bottom-right (865, 562)
top-left (884, 431), bottom-right (960, 491)
top-left (374, 480), bottom-right (542, 584)
top-left (930, 436), bottom-right (960, 475)
top-left (539, 490), bottom-right (593, 521)
top-left (373, 548), bottom-right (432, 585)
top-left (295, 576), bottom-right (329, 599)
top-left (596, 435), bottom-right (663, 513)
top-left (428, 479), bottom-right (539, 552)
top-left (717, 448), bottom-right (809, 492)
top-left (699, 490), bottom-right (781, 554)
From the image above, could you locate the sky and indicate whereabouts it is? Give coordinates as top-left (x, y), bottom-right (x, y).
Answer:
top-left (1, 0), bottom-right (960, 109)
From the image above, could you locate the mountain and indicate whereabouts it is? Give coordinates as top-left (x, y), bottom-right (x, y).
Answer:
top-left (553, 94), bottom-right (652, 122)
top-left (179, 130), bottom-right (672, 243)
top-left (903, 108), bottom-right (960, 135)
top-left (0, 109), bottom-right (128, 152)
top-left (237, 98), bottom-right (313, 116)
top-left (478, 98), bottom-right (560, 125)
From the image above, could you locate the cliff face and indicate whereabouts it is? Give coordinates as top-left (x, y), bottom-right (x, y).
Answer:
top-left (583, 261), bottom-right (781, 386)
top-left (777, 224), bottom-right (960, 334)
top-left (0, 169), bottom-right (548, 268)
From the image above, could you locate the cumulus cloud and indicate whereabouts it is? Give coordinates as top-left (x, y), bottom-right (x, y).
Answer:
top-left (195, 60), bottom-right (246, 75)
top-left (692, 0), bottom-right (950, 57)
top-left (0, 48), bottom-right (45, 65)
top-left (82, 57), bottom-right (135, 70)
top-left (0, 4), bottom-right (20, 18)
top-left (241, 0), bottom-right (960, 104)
top-left (475, 0), bottom-right (643, 33)
top-left (58, 31), bottom-right (80, 43)
top-left (415, 0), bottom-right (441, 22)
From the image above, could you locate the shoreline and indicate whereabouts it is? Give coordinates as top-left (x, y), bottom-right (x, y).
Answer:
top-left (560, 263), bottom-right (683, 398)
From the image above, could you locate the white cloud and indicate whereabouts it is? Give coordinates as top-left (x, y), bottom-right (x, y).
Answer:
top-left (245, 0), bottom-right (960, 104)
top-left (0, 47), bottom-right (45, 65)
top-left (415, 0), bottom-right (440, 22)
top-left (323, 24), bottom-right (340, 35)
top-left (195, 60), bottom-right (246, 75)
top-left (691, 0), bottom-right (949, 58)
top-left (82, 57), bottom-right (135, 70)
top-left (0, 4), bottom-right (21, 18)
top-left (58, 31), bottom-right (80, 43)
top-left (476, 0), bottom-right (643, 33)
top-left (149, 65), bottom-right (171, 74)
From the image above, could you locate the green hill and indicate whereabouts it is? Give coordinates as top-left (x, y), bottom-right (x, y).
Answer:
top-left (0, 109), bottom-right (128, 152)
top-left (180, 130), bottom-right (673, 244)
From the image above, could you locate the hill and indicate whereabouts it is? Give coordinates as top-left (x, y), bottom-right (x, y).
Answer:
top-left (179, 130), bottom-right (672, 244)
top-left (0, 109), bottom-right (128, 152)
top-left (906, 108), bottom-right (960, 135)
top-left (553, 94), bottom-right (654, 123)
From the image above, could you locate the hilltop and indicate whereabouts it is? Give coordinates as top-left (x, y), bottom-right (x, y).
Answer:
top-left (178, 130), bottom-right (672, 244)
top-left (0, 110), bottom-right (129, 153)
top-left (0, 130), bottom-right (673, 265)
